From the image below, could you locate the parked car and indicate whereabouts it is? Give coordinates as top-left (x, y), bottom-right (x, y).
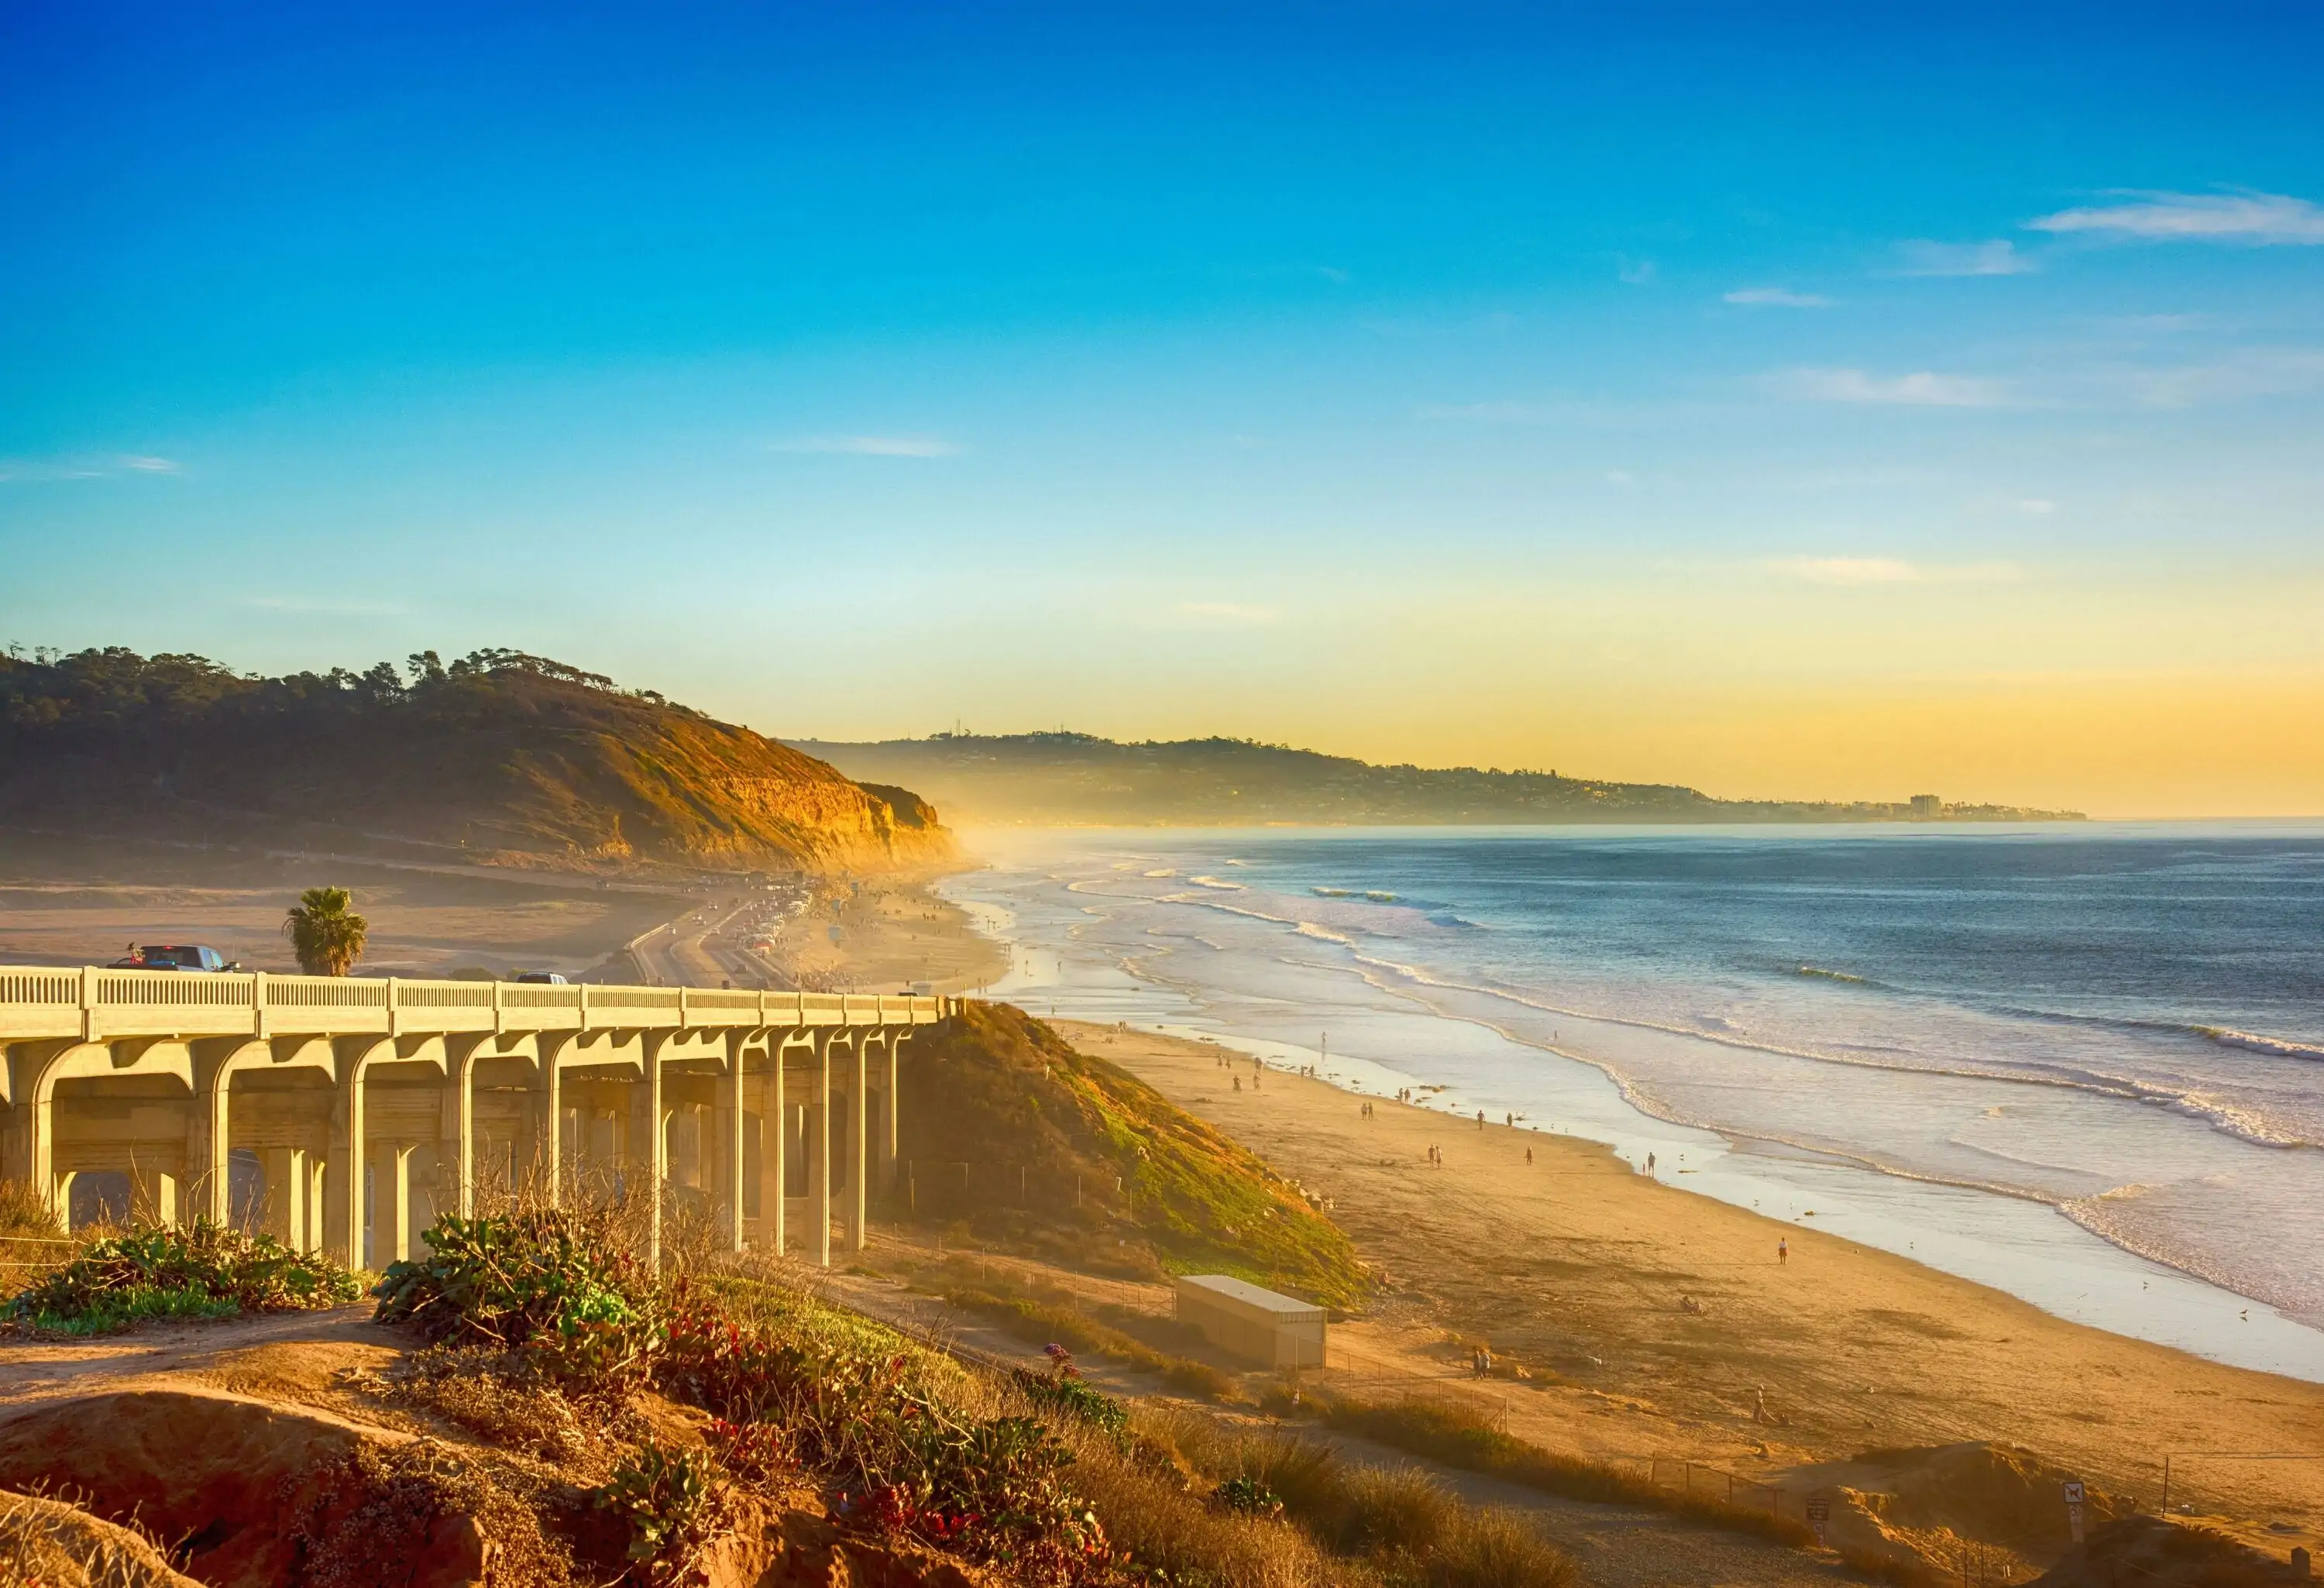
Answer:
top-left (108, 944), bottom-right (240, 971)
top-left (512, 971), bottom-right (569, 985)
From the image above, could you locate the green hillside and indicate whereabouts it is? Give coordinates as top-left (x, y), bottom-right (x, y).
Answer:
top-left (896, 1002), bottom-right (1364, 1308)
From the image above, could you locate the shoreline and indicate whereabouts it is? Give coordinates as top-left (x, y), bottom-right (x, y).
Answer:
top-left (935, 864), bottom-right (2324, 1384)
top-left (1047, 1015), bottom-right (2324, 1545)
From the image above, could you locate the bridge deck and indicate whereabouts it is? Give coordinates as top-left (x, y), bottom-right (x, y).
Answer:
top-left (0, 967), bottom-right (946, 1043)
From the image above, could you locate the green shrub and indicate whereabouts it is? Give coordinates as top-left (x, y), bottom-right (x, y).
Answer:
top-left (593, 1435), bottom-right (717, 1584)
top-left (1210, 1474), bottom-right (1284, 1518)
top-left (373, 1208), bottom-right (655, 1389)
top-left (653, 1280), bottom-right (1109, 1583)
top-left (8, 1219), bottom-right (359, 1333)
top-left (1015, 1366), bottom-right (1130, 1446)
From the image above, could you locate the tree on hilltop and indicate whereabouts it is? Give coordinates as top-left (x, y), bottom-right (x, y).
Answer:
top-left (284, 886), bottom-right (369, 976)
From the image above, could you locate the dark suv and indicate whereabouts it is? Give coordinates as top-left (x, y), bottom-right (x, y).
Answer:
top-left (109, 944), bottom-right (240, 971)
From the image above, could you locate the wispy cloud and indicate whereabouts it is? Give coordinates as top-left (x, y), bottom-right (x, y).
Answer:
top-left (1724, 287), bottom-right (1832, 308)
top-left (1616, 256), bottom-right (1657, 285)
top-left (1893, 239), bottom-right (2036, 277)
top-left (1766, 556), bottom-right (2023, 586)
top-left (2011, 498), bottom-right (2058, 515)
top-left (772, 435), bottom-right (962, 457)
top-left (2027, 190), bottom-right (2324, 245)
top-left (0, 452), bottom-right (181, 482)
top-left (1173, 601), bottom-right (1280, 625)
top-left (1765, 367), bottom-right (2013, 407)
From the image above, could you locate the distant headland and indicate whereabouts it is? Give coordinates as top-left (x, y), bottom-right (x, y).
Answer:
top-left (789, 731), bottom-right (2087, 828)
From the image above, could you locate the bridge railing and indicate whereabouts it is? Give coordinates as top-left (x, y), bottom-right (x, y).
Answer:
top-left (0, 966), bottom-right (953, 1043)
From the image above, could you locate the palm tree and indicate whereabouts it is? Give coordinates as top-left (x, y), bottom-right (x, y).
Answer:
top-left (284, 886), bottom-right (369, 976)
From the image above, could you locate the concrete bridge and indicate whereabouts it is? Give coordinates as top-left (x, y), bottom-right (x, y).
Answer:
top-left (0, 966), bottom-right (953, 1269)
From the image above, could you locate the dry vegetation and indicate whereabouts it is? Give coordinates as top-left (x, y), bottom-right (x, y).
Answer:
top-left (339, 1200), bottom-right (1576, 1588)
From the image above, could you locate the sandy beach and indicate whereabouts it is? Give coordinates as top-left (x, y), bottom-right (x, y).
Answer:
top-left (1054, 1019), bottom-right (2324, 1552)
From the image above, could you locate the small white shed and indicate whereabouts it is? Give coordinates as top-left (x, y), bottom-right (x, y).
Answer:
top-left (1174, 1273), bottom-right (1327, 1370)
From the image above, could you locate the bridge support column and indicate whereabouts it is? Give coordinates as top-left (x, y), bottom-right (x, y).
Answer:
top-left (765, 1031), bottom-right (807, 1256)
top-left (328, 1038), bottom-right (391, 1268)
top-left (261, 1146), bottom-right (308, 1247)
top-left (441, 1035), bottom-right (493, 1220)
top-left (634, 1032), bottom-right (672, 1270)
top-left (376, 1143), bottom-right (416, 1264)
top-left (814, 1030), bottom-right (845, 1267)
top-left (849, 1031), bottom-right (881, 1253)
top-left (531, 1033), bottom-right (573, 1209)
top-left (188, 1040), bottom-right (263, 1225)
top-left (723, 1029), bottom-right (753, 1253)
top-left (5, 1041), bottom-right (83, 1228)
top-left (882, 1031), bottom-right (909, 1195)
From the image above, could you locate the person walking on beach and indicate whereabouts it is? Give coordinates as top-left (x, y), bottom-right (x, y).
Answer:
top-left (1525, 1146), bottom-right (1533, 1164)
top-left (1647, 1152), bottom-right (1656, 1174)
top-left (1778, 1236), bottom-right (1789, 1266)
top-left (1476, 1109), bottom-right (1485, 1129)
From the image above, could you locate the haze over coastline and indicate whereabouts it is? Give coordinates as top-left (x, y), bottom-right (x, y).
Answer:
top-left (799, 730), bottom-right (2086, 826)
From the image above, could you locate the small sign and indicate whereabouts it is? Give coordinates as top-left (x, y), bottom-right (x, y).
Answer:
top-left (2064, 1481), bottom-right (2087, 1545)
top-left (2063, 1482), bottom-right (2085, 1505)
top-left (1806, 1495), bottom-right (1831, 1545)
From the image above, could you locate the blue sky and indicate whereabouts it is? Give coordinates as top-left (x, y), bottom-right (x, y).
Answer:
top-left (5, 4), bottom-right (2322, 813)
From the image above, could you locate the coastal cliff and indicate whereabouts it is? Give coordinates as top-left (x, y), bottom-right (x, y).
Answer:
top-left (0, 647), bottom-right (954, 877)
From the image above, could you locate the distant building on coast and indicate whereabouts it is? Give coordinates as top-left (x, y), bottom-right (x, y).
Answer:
top-left (1909, 793), bottom-right (1943, 818)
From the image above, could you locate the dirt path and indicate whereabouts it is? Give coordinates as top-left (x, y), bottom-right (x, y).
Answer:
top-left (0, 1305), bottom-right (400, 1411)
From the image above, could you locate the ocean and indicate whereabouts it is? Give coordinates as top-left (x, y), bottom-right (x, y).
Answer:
top-left (942, 823), bottom-right (2324, 1380)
